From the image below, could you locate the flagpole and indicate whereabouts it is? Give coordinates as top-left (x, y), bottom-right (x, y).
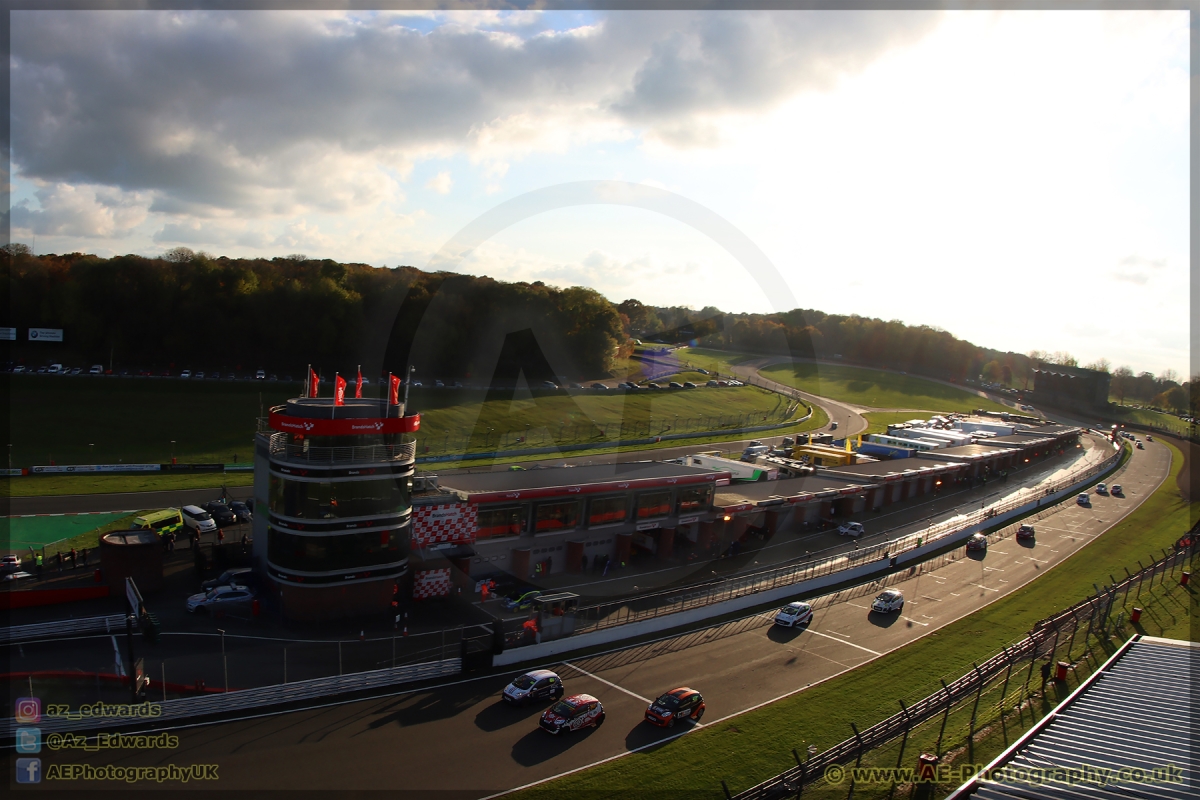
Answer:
top-left (403, 366), bottom-right (414, 417)
top-left (387, 372), bottom-right (393, 417)
top-left (305, 364), bottom-right (311, 398)
top-left (332, 373), bottom-right (338, 419)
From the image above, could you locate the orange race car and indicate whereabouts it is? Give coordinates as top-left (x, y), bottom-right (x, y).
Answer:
top-left (644, 687), bottom-right (705, 728)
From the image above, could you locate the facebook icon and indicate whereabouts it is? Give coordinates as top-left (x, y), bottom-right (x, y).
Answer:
top-left (16, 757), bottom-right (42, 784)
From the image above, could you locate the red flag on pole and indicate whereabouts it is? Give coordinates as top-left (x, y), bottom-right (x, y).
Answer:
top-left (355, 366), bottom-right (363, 399)
top-left (389, 374), bottom-right (401, 405)
top-left (334, 374), bottom-right (347, 407)
top-left (308, 367), bottom-right (320, 398)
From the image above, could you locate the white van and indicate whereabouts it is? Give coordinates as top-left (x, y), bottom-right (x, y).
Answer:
top-left (89, 365), bottom-right (104, 375)
top-left (181, 505), bottom-right (218, 534)
top-left (47, 363), bottom-right (63, 374)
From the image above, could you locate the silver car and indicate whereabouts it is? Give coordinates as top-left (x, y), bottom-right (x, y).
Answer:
top-left (871, 589), bottom-right (904, 613)
top-left (186, 585), bottom-right (254, 614)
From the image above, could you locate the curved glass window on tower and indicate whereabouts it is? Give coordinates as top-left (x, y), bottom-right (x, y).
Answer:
top-left (268, 475), bottom-right (411, 520)
top-left (268, 527), bottom-right (407, 573)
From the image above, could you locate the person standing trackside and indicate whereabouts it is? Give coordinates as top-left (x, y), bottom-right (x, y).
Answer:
top-left (70, 547), bottom-right (77, 568)
top-left (35, 552), bottom-right (43, 578)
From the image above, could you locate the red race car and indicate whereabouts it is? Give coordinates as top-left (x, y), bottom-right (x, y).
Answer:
top-left (539, 694), bottom-right (604, 734)
top-left (645, 687), bottom-right (705, 728)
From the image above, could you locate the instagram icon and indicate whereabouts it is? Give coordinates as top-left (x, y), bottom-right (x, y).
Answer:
top-left (15, 697), bottom-right (41, 724)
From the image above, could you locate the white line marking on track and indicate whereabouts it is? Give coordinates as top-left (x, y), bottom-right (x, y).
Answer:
top-left (804, 630), bottom-right (882, 656)
top-left (902, 617), bottom-right (929, 627)
top-left (984, 566), bottom-right (1004, 572)
top-left (845, 602), bottom-right (870, 610)
top-left (560, 662), bottom-right (650, 704)
top-left (949, 592), bottom-right (961, 597)
top-left (971, 583), bottom-right (1000, 593)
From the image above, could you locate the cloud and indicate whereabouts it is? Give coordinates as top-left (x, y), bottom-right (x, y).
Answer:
top-left (11, 182), bottom-right (150, 238)
top-left (1111, 254), bottom-right (1168, 286)
top-left (11, 10), bottom-right (940, 215)
top-left (425, 172), bottom-right (454, 195)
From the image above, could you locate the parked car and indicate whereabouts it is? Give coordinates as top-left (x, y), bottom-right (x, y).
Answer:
top-left (255, 369), bottom-right (266, 380)
top-left (186, 585), bottom-right (255, 614)
top-left (1110, 485), bottom-right (1123, 496)
top-left (667, 382), bottom-right (682, 389)
top-left (435, 380), bottom-right (445, 388)
top-left (683, 382), bottom-right (697, 389)
top-left (502, 670), bottom-right (564, 706)
top-left (224, 373), bottom-right (237, 381)
top-left (647, 383), bottom-right (660, 390)
top-left (838, 522), bottom-right (865, 537)
top-left (1016, 524), bottom-right (1036, 541)
top-left (502, 590), bottom-right (541, 612)
top-left (180, 505), bottom-right (217, 535)
top-left (1095, 483), bottom-right (1108, 495)
top-left (202, 567), bottom-right (253, 592)
top-left (871, 589), bottom-right (904, 613)
top-left (706, 380), bottom-right (720, 387)
top-left (68, 366), bottom-right (82, 375)
top-left (644, 688), bottom-right (705, 727)
top-left (88, 365), bottom-right (104, 375)
top-left (194, 371), bottom-right (205, 380)
top-left (179, 370), bottom-right (192, 379)
top-left (2, 554), bottom-right (21, 572)
top-left (590, 383), bottom-right (607, 390)
top-left (539, 694), bottom-right (604, 734)
top-left (966, 533), bottom-right (988, 551)
top-left (697, 368), bottom-right (709, 374)
top-left (202, 501), bottom-right (237, 527)
top-left (774, 601), bottom-right (814, 627)
top-left (209, 372), bottom-right (220, 380)
top-left (229, 501), bottom-right (252, 523)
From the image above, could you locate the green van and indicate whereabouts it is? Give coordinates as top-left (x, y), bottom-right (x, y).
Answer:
top-left (131, 508), bottom-right (184, 538)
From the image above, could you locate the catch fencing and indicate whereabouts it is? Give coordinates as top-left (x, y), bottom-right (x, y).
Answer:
top-left (2, 615), bottom-right (128, 644)
top-left (728, 541), bottom-right (1197, 799)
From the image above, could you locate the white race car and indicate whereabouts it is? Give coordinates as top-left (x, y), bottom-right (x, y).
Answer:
top-left (871, 589), bottom-right (904, 614)
top-left (838, 522), bottom-right (865, 537)
top-left (774, 601), bottom-right (814, 627)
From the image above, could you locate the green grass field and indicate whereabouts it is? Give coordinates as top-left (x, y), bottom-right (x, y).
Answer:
top-left (760, 362), bottom-right (1013, 413)
top-left (1108, 404), bottom-right (1193, 437)
top-left (513, 441), bottom-right (1193, 799)
top-left (2, 471), bottom-right (255, 498)
top-left (3, 511), bottom-right (134, 551)
top-left (4, 375), bottom-right (795, 467)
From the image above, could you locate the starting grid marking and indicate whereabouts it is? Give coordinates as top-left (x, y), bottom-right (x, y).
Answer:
top-left (560, 662), bottom-right (651, 704)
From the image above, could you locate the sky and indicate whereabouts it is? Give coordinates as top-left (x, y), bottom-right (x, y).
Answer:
top-left (7, 9), bottom-right (1191, 379)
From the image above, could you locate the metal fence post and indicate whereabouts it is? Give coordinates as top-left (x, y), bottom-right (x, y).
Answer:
top-left (935, 680), bottom-right (952, 756)
top-left (888, 700), bottom-right (912, 800)
top-left (848, 722), bottom-right (863, 800)
top-left (998, 645), bottom-right (1014, 708)
top-left (968, 663), bottom-right (984, 763)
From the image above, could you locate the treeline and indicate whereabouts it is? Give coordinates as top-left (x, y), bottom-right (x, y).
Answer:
top-left (3, 247), bottom-right (1190, 414)
top-left (2, 250), bottom-right (623, 381)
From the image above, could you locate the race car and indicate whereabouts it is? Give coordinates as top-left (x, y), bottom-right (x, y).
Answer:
top-left (837, 522), bottom-right (865, 537)
top-left (1110, 485), bottom-right (1123, 497)
top-left (1015, 524), bottom-right (1036, 541)
top-left (1095, 483), bottom-right (1108, 496)
top-left (502, 590), bottom-right (541, 612)
top-left (539, 694), bottom-right (604, 734)
top-left (966, 533), bottom-right (988, 552)
top-left (871, 589), bottom-right (904, 614)
top-left (645, 687), bottom-right (706, 728)
top-left (774, 601), bottom-right (814, 627)
top-left (502, 669), bottom-right (564, 706)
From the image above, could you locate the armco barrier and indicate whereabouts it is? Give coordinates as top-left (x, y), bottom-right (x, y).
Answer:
top-left (496, 440), bottom-right (1123, 666)
top-left (2, 614), bottom-right (127, 643)
top-left (0, 585), bottom-right (111, 610)
top-left (1, 657), bottom-right (462, 738)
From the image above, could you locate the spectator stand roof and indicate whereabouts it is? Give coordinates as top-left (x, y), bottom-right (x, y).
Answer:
top-left (946, 635), bottom-right (1198, 800)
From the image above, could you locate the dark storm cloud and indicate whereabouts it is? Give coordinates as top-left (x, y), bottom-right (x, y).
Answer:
top-left (11, 10), bottom-right (941, 213)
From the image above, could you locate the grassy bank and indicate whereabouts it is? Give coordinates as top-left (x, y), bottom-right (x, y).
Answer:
top-left (2, 472), bottom-right (254, 498)
top-left (513, 441), bottom-right (1191, 799)
top-left (760, 362), bottom-right (1012, 413)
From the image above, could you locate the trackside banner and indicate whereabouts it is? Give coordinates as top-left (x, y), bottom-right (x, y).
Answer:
top-left (30, 464), bottom-right (162, 474)
top-left (268, 411), bottom-right (420, 436)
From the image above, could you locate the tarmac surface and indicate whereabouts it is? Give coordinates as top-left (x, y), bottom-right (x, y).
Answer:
top-left (18, 437), bottom-right (1171, 797)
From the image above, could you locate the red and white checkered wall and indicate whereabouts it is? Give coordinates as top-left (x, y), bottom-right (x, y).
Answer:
top-left (412, 568), bottom-right (453, 600)
top-left (411, 502), bottom-right (478, 548)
